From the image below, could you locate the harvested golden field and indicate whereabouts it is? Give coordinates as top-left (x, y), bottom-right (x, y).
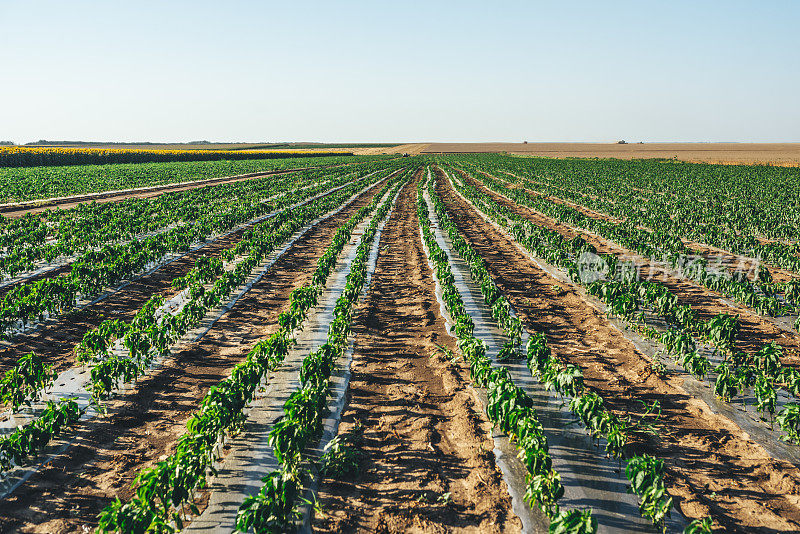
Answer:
top-left (417, 142), bottom-right (800, 166)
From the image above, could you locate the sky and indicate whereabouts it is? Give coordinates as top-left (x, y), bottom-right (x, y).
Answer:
top-left (1, 1), bottom-right (798, 144)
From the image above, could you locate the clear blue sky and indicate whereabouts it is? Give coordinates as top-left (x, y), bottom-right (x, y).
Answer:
top-left (1, 1), bottom-right (798, 143)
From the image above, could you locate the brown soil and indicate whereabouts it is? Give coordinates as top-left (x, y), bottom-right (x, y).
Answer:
top-left (0, 233), bottom-right (243, 376)
top-left (423, 143), bottom-right (800, 167)
top-left (313, 175), bottom-right (520, 533)
top-left (435, 168), bottom-right (800, 533)
top-left (455, 169), bottom-right (800, 365)
top-left (0, 180), bottom-right (384, 378)
top-left (496, 170), bottom-right (800, 280)
top-left (0, 183), bottom-right (386, 534)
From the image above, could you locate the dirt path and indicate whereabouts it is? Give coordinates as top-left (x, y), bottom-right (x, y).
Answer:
top-left (435, 168), bottom-right (800, 533)
top-left (313, 175), bottom-right (520, 534)
top-left (0, 183), bottom-right (386, 534)
top-left (457, 169), bottom-right (800, 362)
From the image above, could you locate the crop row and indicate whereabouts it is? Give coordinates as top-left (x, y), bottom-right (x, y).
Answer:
top-left (453, 166), bottom-right (800, 382)
top-left (94, 173), bottom-right (405, 533)
top-left (0, 166), bottom-right (315, 281)
top-left (78, 177), bottom-right (388, 402)
top-left (461, 166), bottom-right (799, 319)
top-left (449, 167), bottom-right (800, 438)
top-left (453, 155), bottom-right (800, 282)
top-left (417, 172), bottom-right (599, 533)
top-left (0, 165), bottom-right (394, 341)
top-left (0, 160), bottom-right (392, 281)
top-left (428, 168), bottom-right (717, 533)
top-left (0, 174), bottom-right (397, 474)
top-left (234, 180), bottom-right (403, 533)
top-left (442, 167), bottom-right (800, 437)
top-left (470, 155), bottom-right (800, 244)
top-left (0, 154), bottom-right (384, 203)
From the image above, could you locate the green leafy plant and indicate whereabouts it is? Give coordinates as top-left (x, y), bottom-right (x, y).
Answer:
top-left (0, 399), bottom-right (80, 471)
top-left (320, 425), bottom-right (363, 479)
top-left (235, 470), bottom-right (302, 534)
top-left (549, 509), bottom-right (598, 534)
top-left (683, 517), bottom-right (713, 534)
top-left (0, 352), bottom-right (56, 411)
top-left (94, 171), bottom-right (407, 532)
top-left (626, 455), bottom-right (673, 532)
top-left (777, 403), bottom-right (800, 443)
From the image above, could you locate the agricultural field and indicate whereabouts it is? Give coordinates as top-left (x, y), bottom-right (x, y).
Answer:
top-left (0, 147), bottom-right (358, 170)
top-left (2, 153), bottom-right (800, 534)
top-left (420, 143), bottom-right (800, 167)
top-left (0, 151), bottom-right (392, 205)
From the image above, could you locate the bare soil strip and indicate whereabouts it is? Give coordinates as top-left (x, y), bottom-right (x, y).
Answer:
top-left (0, 177), bottom-right (330, 300)
top-left (313, 176), bottom-right (521, 533)
top-left (435, 169), bottom-right (800, 533)
top-left (496, 171), bottom-right (799, 283)
top-left (457, 169), bottom-right (800, 363)
top-left (0, 178), bottom-right (381, 378)
top-left (0, 183), bottom-right (386, 534)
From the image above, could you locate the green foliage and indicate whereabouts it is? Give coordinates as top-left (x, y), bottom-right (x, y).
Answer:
top-left (0, 352), bottom-right (56, 411)
top-left (683, 517), bottom-right (713, 534)
top-left (96, 169), bottom-right (406, 533)
top-left (320, 426), bottom-right (363, 479)
top-left (626, 455), bottom-right (673, 532)
top-left (438, 160), bottom-right (800, 443)
top-left (0, 163), bottom-right (390, 342)
top-left (0, 154), bottom-right (361, 197)
top-left (417, 171), bottom-right (595, 527)
top-left (777, 403), bottom-right (800, 443)
top-left (0, 399), bottom-right (80, 471)
top-left (235, 470), bottom-right (302, 534)
top-left (549, 509), bottom-right (598, 534)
